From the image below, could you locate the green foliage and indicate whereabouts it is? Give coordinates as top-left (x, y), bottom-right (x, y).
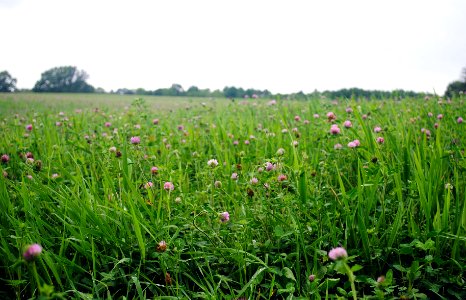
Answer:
top-left (32, 66), bottom-right (95, 93)
top-left (444, 67), bottom-right (466, 99)
top-left (0, 93), bottom-right (465, 299)
top-left (0, 70), bottom-right (17, 92)
top-left (445, 81), bottom-right (466, 99)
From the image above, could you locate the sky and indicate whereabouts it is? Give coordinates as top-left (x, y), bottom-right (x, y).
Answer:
top-left (1, 0), bottom-right (465, 94)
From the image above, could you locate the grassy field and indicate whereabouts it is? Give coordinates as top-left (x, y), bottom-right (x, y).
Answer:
top-left (0, 93), bottom-right (465, 299)
top-left (0, 93), bottom-right (210, 113)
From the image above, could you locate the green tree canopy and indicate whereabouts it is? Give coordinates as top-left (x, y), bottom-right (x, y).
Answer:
top-left (0, 71), bottom-right (17, 92)
top-left (445, 81), bottom-right (466, 98)
top-left (444, 67), bottom-right (466, 98)
top-left (33, 66), bottom-right (95, 93)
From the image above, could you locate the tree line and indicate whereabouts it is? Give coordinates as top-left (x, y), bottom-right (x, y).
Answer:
top-left (1, 65), bottom-right (465, 99)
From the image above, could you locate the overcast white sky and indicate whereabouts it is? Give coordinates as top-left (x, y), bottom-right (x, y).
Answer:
top-left (1, 0), bottom-right (465, 94)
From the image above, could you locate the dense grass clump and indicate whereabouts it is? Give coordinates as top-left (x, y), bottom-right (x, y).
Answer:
top-left (0, 93), bottom-right (465, 299)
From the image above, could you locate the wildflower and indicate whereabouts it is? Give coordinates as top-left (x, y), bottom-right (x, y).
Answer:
top-left (268, 100), bottom-right (277, 105)
top-left (175, 197), bottom-right (182, 203)
top-left (157, 240), bottom-right (167, 252)
top-left (329, 124), bottom-right (340, 135)
top-left (281, 129), bottom-right (288, 134)
top-left (25, 124), bottom-right (33, 131)
top-left (109, 146), bottom-right (117, 153)
top-left (458, 117), bottom-right (463, 123)
top-left (233, 140), bottom-right (239, 146)
top-left (276, 148), bottom-right (285, 156)
top-left (348, 141), bottom-right (357, 148)
top-left (334, 143), bottom-right (343, 150)
top-left (313, 114), bottom-right (320, 118)
top-left (231, 173), bottom-right (238, 180)
top-left (294, 115), bottom-right (301, 122)
top-left (207, 159), bottom-right (219, 167)
top-left (421, 128), bottom-right (431, 136)
top-left (362, 114), bottom-right (368, 120)
top-left (377, 276), bottom-right (385, 284)
top-left (346, 107), bottom-right (353, 113)
top-left (250, 177), bottom-right (259, 185)
top-left (153, 118), bottom-right (159, 125)
top-left (292, 140), bottom-right (299, 147)
top-left (23, 244), bottom-right (42, 262)
top-left (55, 121), bottom-right (62, 127)
top-left (303, 119), bottom-right (310, 124)
top-left (437, 114), bottom-right (443, 120)
top-left (164, 182), bottom-right (175, 191)
top-left (214, 180), bottom-right (222, 188)
top-left (26, 174), bottom-right (33, 180)
top-left (145, 182), bottom-right (154, 189)
top-left (51, 173), bottom-right (59, 179)
top-left (343, 120), bottom-right (352, 128)
top-left (374, 126), bottom-right (382, 133)
top-left (151, 166), bottom-right (158, 174)
top-left (220, 211), bottom-right (230, 223)
top-left (244, 140), bottom-right (250, 145)
top-left (1, 154), bottom-right (9, 163)
top-left (130, 136), bottom-right (140, 144)
top-left (26, 158), bottom-right (35, 164)
top-left (428, 112), bottom-right (433, 117)
top-left (328, 247), bottom-right (348, 261)
top-left (309, 274), bottom-right (316, 282)
top-left (353, 139), bottom-right (360, 146)
top-left (277, 174), bottom-right (287, 182)
top-left (292, 127), bottom-right (299, 133)
top-left (376, 137), bottom-right (385, 144)
top-left (265, 162), bottom-right (275, 171)
top-left (434, 123), bottom-right (439, 129)
top-left (326, 112), bottom-right (336, 121)
top-left (104, 122), bottom-right (111, 127)
top-left (177, 125), bottom-right (184, 131)
top-left (257, 167), bottom-right (264, 173)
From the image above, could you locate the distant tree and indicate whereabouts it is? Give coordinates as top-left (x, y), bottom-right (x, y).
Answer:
top-left (444, 67), bottom-right (466, 98)
top-left (116, 88), bottom-right (134, 95)
top-left (170, 83), bottom-right (185, 96)
top-left (223, 86), bottom-right (238, 98)
top-left (445, 81), bottom-right (466, 98)
top-left (186, 85), bottom-right (200, 97)
top-left (211, 89), bottom-right (224, 98)
top-left (0, 71), bottom-right (17, 92)
top-left (135, 88), bottom-right (151, 95)
top-left (33, 66), bottom-right (95, 93)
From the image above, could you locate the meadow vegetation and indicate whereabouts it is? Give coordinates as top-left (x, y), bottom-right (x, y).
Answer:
top-left (0, 93), bottom-right (465, 299)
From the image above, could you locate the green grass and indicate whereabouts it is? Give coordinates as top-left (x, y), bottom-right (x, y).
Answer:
top-left (0, 93), bottom-right (465, 299)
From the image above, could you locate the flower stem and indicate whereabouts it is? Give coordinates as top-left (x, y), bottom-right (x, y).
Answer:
top-left (344, 263), bottom-right (357, 300)
top-left (31, 261), bottom-right (41, 291)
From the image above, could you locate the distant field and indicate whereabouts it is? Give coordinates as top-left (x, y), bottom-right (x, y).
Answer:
top-left (0, 93), bottom-right (223, 113)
